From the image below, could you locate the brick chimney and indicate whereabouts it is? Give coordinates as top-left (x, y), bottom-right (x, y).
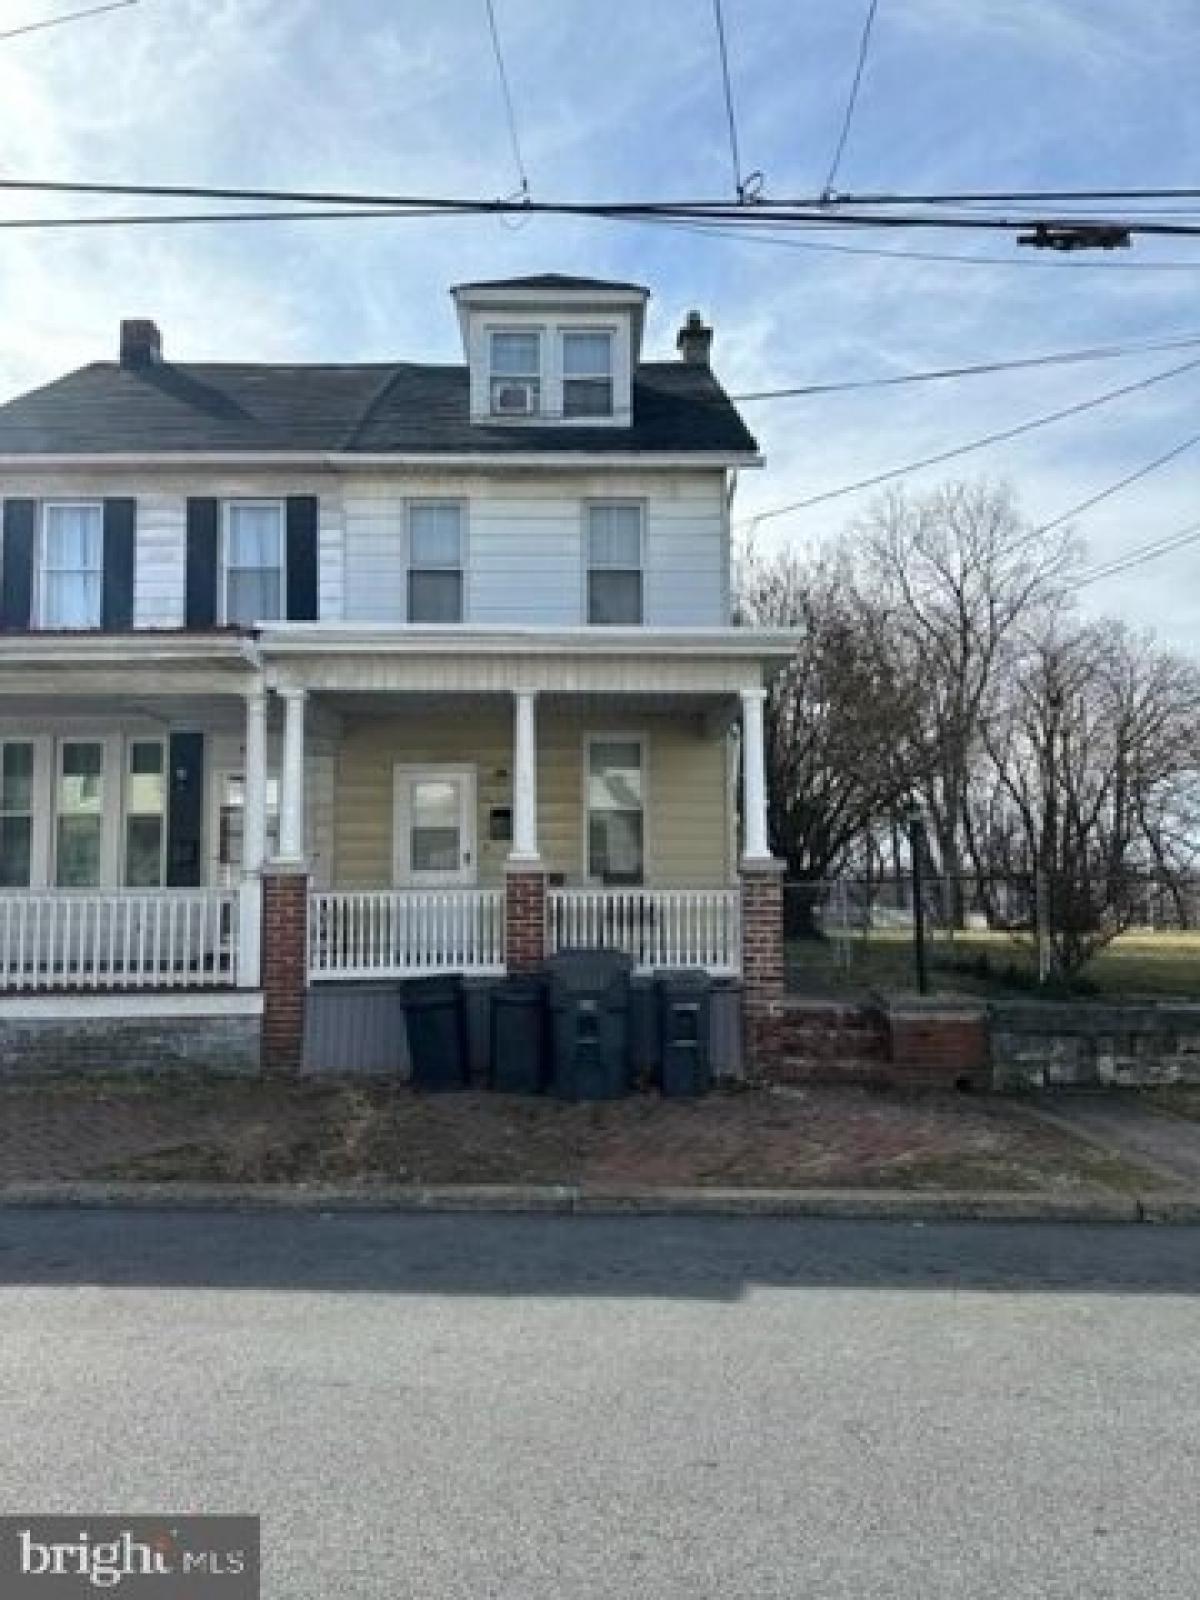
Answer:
top-left (119, 319), bottom-right (162, 369)
top-left (676, 309), bottom-right (712, 366)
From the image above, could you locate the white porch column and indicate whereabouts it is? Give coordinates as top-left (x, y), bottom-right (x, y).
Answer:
top-left (237, 688), bottom-right (268, 988)
top-left (740, 686), bottom-right (772, 863)
top-left (276, 686), bottom-right (307, 865)
top-left (509, 688), bottom-right (540, 863)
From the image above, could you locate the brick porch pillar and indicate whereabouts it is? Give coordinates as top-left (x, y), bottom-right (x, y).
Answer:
top-left (505, 865), bottom-right (547, 972)
top-left (741, 859), bottom-right (786, 1072)
top-left (262, 868), bottom-right (308, 1075)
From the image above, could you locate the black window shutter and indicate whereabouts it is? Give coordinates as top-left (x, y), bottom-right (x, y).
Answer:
top-left (285, 495), bottom-right (319, 621)
top-left (101, 497), bottom-right (136, 629)
top-left (0, 499), bottom-right (35, 630)
top-left (185, 498), bottom-right (219, 627)
top-left (166, 731), bottom-right (205, 888)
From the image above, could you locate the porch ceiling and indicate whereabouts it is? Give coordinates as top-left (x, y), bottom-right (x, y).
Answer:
top-left (317, 687), bottom-right (741, 720)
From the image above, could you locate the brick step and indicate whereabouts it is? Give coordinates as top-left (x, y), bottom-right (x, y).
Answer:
top-left (773, 1055), bottom-right (894, 1086)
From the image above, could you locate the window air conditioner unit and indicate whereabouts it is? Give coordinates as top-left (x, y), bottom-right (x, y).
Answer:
top-left (493, 380), bottom-right (537, 415)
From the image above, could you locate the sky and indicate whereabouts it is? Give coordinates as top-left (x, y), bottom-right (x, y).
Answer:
top-left (0, 0), bottom-right (1198, 647)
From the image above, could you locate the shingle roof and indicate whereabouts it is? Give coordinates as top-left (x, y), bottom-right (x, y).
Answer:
top-left (451, 273), bottom-right (649, 294)
top-left (0, 359), bottom-right (758, 456)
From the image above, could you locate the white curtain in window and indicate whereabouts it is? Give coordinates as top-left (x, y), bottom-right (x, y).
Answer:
top-left (410, 504), bottom-right (462, 567)
top-left (227, 504), bottom-right (283, 624)
top-left (563, 333), bottom-right (611, 377)
top-left (43, 504), bottom-right (102, 628)
top-left (588, 505), bottom-right (641, 567)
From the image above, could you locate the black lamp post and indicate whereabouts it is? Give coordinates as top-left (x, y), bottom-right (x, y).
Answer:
top-left (907, 803), bottom-right (929, 996)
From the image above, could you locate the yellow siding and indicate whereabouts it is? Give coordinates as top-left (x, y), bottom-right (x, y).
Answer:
top-left (333, 705), bottom-right (731, 888)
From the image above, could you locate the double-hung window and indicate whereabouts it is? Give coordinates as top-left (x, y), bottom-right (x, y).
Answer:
top-left (224, 501), bottom-right (284, 625)
top-left (123, 740), bottom-right (166, 887)
top-left (0, 742), bottom-right (33, 888)
top-left (587, 503), bottom-right (643, 624)
top-left (41, 503), bottom-right (103, 629)
top-left (55, 740), bottom-right (105, 888)
top-left (408, 503), bottom-right (464, 623)
top-left (586, 737), bottom-right (645, 885)
top-left (489, 331), bottom-right (541, 416)
top-left (562, 331), bottom-right (614, 418)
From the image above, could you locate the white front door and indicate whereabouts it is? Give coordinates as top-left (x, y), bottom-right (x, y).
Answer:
top-left (393, 765), bottom-right (477, 887)
top-left (210, 768), bottom-right (280, 890)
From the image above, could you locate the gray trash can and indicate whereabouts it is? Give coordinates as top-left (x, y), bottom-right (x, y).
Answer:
top-left (401, 974), bottom-right (467, 1091)
top-left (545, 949), bottom-right (634, 1100)
top-left (490, 974), bottom-right (548, 1094)
top-left (657, 969), bottom-right (713, 1097)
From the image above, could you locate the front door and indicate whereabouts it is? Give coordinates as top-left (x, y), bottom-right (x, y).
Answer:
top-left (210, 769), bottom-right (280, 889)
top-left (393, 766), bottom-right (477, 887)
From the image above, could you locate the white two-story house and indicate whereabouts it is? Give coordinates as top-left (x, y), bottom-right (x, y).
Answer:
top-left (0, 273), bottom-right (791, 1069)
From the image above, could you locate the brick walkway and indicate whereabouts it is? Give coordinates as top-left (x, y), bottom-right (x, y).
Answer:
top-left (0, 1081), bottom-right (1164, 1192)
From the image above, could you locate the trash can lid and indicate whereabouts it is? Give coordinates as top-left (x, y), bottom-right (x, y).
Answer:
top-left (655, 967), bottom-right (714, 992)
top-left (398, 973), bottom-right (464, 1006)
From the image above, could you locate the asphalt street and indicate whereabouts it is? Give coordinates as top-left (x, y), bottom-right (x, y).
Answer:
top-left (0, 1210), bottom-right (1197, 1599)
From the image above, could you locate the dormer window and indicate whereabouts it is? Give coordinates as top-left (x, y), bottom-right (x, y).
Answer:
top-left (562, 331), bottom-right (614, 418)
top-left (489, 331), bottom-right (541, 416)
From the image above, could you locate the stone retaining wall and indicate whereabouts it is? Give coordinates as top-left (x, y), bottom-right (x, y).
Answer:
top-left (991, 1002), bottom-right (1200, 1090)
top-left (0, 1004), bottom-right (261, 1079)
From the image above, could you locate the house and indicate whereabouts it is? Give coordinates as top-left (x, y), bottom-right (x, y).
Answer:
top-left (0, 273), bottom-right (792, 1072)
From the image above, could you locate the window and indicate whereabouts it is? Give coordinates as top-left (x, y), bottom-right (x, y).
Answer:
top-left (41, 503), bottom-right (102, 628)
top-left (55, 741), bottom-right (104, 888)
top-left (489, 330), bottom-right (541, 415)
top-left (123, 740), bottom-right (166, 887)
top-left (562, 331), bottom-right (614, 417)
top-left (587, 737), bottom-right (644, 884)
top-left (224, 502), bottom-right (284, 625)
top-left (587, 503), bottom-right (643, 624)
top-left (408, 503), bottom-right (464, 623)
top-left (0, 742), bottom-right (33, 888)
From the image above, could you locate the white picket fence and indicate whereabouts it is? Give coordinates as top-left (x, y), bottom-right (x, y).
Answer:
top-left (0, 889), bottom-right (238, 991)
top-left (308, 889), bottom-right (505, 978)
top-left (547, 888), bottom-right (741, 973)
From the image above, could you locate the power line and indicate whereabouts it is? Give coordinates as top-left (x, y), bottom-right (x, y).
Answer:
top-left (733, 354), bottom-right (1200, 531)
top-left (824, 186), bottom-right (1200, 207)
top-left (0, 0), bottom-right (136, 43)
top-left (482, 0), bottom-right (530, 200)
top-left (1077, 519), bottom-right (1200, 588)
top-left (821, 0), bottom-right (881, 199)
top-left (729, 332), bottom-right (1200, 402)
top-left (1031, 426), bottom-right (1200, 539)
top-left (710, 0), bottom-right (746, 199)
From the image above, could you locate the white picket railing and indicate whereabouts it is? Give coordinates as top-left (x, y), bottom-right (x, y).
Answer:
top-left (309, 889), bottom-right (505, 979)
top-left (0, 889), bottom-right (238, 991)
top-left (547, 888), bottom-right (741, 973)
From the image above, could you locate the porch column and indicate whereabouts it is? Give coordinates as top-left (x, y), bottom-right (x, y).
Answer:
top-left (510, 688), bottom-right (540, 863)
top-left (505, 687), bottom-right (547, 971)
top-left (276, 686), bottom-right (307, 865)
top-left (739, 686), bottom-right (771, 863)
top-left (236, 688), bottom-right (268, 990)
top-left (738, 686), bottom-right (786, 1072)
top-left (263, 685), bottom-right (308, 1075)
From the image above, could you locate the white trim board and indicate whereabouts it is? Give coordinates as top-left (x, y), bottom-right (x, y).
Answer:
top-left (0, 990), bottom-right (264, 1021)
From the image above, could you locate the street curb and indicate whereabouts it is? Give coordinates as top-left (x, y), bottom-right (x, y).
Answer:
top-left (0, 1180), bottom-right (1196, 1222)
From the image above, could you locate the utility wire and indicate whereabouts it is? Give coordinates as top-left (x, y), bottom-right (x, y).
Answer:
top-left (1077, 519), bottom-right (1200, 588)
top-left (710, 0), bottom-right (746, 199)
top-left (0, 0), bottom-right (136, 43)
top-left (734, 354), bottom-right (1200, 531)
top-left (482, 0), bottom-right (530, 200)
top-left (1031, 426), bottom-right (1200, 539)
top-left (821, 0), bottom-right (880, 199)
top-left (729, 332), bottom-right (1200, 401)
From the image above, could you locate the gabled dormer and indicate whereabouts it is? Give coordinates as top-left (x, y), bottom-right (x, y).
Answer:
top-left (451, 273), bottom-right (649, 428)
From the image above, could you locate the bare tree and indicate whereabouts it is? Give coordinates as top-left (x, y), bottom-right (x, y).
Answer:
top-left (982, 618), bottom-right (1200, 976)
top-left (738, 546), bottom-right (923, 933)
top-left (857, 480), bottom-right (1078, 924)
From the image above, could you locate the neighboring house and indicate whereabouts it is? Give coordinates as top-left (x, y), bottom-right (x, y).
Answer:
top-left (0, 274), bottom-right (791, 1070)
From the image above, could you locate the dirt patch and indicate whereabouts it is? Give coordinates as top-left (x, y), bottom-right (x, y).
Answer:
top-left (0, 1078), bottom-right (1155, 1194)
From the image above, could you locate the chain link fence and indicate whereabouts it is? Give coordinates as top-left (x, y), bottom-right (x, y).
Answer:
top-left (784, 872), bottom-right (1200, 998)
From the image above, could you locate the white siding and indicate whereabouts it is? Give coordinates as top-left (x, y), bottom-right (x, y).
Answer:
top-left (132, 493), bottom-right (186, 628)
top-left (340, 469), bottom-right (729, 626)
